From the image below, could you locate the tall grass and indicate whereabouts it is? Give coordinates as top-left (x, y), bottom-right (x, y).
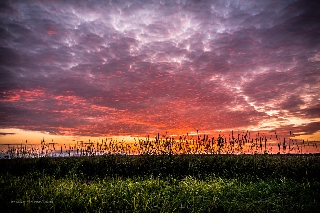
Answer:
top-left (2, 130), bottom-right (319, 158)
top-left (1, 173), bottom-right (320, 213)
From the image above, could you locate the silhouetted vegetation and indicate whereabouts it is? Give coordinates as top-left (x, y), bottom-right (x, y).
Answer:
top-left (2, 130), bottom-right (319, 158)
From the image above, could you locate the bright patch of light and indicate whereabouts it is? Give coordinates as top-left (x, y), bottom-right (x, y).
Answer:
top-left (309, 53), bottom-right (320, 62)
top-left (210, 74), bottom-right (224, 82)
top-left (68, 62), bottom-right (78, 70)
top-left (265, 110), bottom-right (279, 116)
top-left (243, 95), bottom-right (265, 113)
top-left (172, 56), bottom-right (185, 64)
top-left (286, 117), bottom-right (314, 127)
top-left (88, 73), bottom-right (94, 78)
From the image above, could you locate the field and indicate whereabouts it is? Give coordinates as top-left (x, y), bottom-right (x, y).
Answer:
top-left (1, 154), bottom-right (320, 212)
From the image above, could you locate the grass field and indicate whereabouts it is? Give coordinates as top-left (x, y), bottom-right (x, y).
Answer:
top-left (1, 154), bottom-right (320, 212)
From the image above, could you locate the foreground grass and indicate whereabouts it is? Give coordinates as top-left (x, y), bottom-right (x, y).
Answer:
top-left (1, 154), bottom-right (320, 212)
top-left (1, 174), bottom-right (319, 213)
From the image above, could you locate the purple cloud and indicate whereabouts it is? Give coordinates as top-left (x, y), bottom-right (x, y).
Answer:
top-left (0, 0), bottom-right (319, 137)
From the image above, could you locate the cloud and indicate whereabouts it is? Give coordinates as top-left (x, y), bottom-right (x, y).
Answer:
top-left (0, 132), bottom-right (15, 136)
top-left (0, 0), bottom-right (319, 137)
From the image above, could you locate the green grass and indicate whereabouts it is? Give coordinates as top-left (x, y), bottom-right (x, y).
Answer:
top-left (1, 154), bottom-right (320, 212)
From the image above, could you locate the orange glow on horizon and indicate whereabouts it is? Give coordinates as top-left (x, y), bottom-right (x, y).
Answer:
top-left (1, 128), bottom-right (319, 145)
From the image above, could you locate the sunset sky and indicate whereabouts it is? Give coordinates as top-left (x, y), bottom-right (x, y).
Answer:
top-left (0, 0), bottom-right (320, 144)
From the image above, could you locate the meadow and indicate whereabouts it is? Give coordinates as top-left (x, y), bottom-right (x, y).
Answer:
top-left (1, 154), bottom-right (320, 212)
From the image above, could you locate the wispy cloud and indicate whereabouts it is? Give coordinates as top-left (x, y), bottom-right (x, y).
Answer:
top-left (0, 0), bottom-right (319, 137)
top-left (0, 132), bottom-right (15, 136)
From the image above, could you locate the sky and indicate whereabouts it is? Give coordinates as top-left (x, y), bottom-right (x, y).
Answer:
top-left (0, 0), bottom-right (320, 144)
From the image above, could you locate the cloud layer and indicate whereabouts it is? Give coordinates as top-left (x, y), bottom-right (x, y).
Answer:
top-left (1, 0), bottom-right (320, 137)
